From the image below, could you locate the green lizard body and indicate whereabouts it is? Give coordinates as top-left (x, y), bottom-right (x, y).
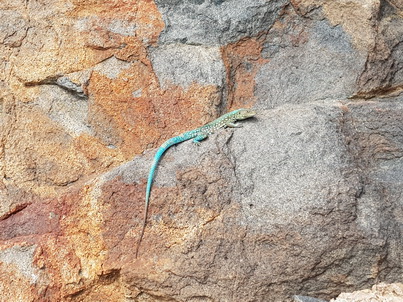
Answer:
top-left (135, 108), bottom-right (256, 257)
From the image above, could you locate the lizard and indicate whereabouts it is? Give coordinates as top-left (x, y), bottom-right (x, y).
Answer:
top-left (135, 108), bottom-right (256, 257)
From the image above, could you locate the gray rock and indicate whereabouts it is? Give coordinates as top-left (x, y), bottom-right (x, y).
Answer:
top-left (149, 44), bottom-right (225, 89)
top-left (256, 19), bottom-right (365, 108)
top-left (0, 10), bottom-right (28, 47)
top-left (93, 56), bottom-right (132, 80)
top-left (356, 13), bottom-right (403, 97)
top-left (107, 19), bottom-right (137, 36)
top-left (107, 99), bottom-right (403, 301)
top-left (34, 86), bottom-right (91, 137)
top-left (3, 0), bottom-right (403, 301)
top-left (0, 245), bottom-right (38, 283)
top-left (56, 76), bottom-right (87, 98)
top-left (112, 96), bottom-right (403, 300)
top-left (155, 0), bottom-right (288, 45)
top-left (233, 103), bottom-right (355, 230)
top-left (294, 295), bottom-right (328, 302)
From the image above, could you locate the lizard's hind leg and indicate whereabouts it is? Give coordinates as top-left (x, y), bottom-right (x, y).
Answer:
top-left (193, 134), bottom-right (208, 145)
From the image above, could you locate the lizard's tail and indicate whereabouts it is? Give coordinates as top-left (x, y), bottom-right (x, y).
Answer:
top-left (135, 166), bottom-right (154, 258)
top-left (135, 138), bottom-right (181, 258)
top-left (135, 145), bottom-right (168, 258)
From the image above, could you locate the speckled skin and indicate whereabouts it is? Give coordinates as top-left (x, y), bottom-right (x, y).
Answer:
top-left (135, 108), bottom-right (256, 257)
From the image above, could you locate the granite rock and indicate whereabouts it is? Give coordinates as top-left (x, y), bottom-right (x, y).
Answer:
top-left (1, 0), bottom-right (403, 301)
top-left (331, 283), bottom-right (403, 302)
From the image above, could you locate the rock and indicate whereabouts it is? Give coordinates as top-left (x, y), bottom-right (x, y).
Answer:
top-left (356, 4), bottom-right (403, 97)
top-left (331, 283), bottom-right (403, 302)
top-left (149, 44), bottom-right (226, 89)
top-left (0, 10), bottom-right (28, 47)
top-left (294, 295), bottom-right (328, 302)
top-left (155, 0), bottom-right (288, 45)
top-left (1, 0), bottom-right (403, 301)
top-left (106, 99), bottom-right (401, 301)
top-left (256, 16), bottom-right (365, 107)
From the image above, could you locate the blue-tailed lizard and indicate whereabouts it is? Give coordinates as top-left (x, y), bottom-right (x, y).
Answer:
top-left (135, 108), bottom-right (256, 257)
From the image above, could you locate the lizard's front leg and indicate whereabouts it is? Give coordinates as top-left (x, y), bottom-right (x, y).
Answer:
top-left (226, 122), bottom-right (242, 128)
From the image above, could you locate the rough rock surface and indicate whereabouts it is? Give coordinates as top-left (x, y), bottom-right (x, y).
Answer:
top-left (1, 0), bottom-right (403, 301)
top-left (331, 283), bottom-right (403, 302)
top-left (294, 295), bottom-right (328, 302)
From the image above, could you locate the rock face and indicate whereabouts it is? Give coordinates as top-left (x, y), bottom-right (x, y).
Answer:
top-left (331, 283), bottom-right (403, 302)
top-left (1, 0), bottom-right (403, 301)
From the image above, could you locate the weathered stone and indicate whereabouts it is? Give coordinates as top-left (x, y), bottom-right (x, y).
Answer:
top-left (34, 85), bottom-right (90, 136)
top-left (1, 0), bottom-right (403, 301)
top-left (156, 0), bottom-right (288, 45)
top-left (356, 11), bottom-right (403, 97)
top-left (150, 44), bottom-right (225, 89)
top-left (331, 283), bottom-right (403, 302)
top-left (294, 295), bottom-right (328, 302)
top-left (95, 100), bottom-right (402, 301)
top-left (0, 10), bottom-right (29, 47)
top-left (256, 10), bottom-right (366, 108)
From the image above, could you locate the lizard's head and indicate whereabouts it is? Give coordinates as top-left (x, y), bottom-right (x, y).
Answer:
top-left (234, 108), bottom-right (256, 120)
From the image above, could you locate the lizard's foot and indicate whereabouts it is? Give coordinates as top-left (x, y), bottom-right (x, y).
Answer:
top-left (226, 122), bottom-right (242, 128)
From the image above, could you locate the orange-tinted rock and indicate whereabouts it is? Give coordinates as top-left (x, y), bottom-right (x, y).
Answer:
top-left (1, 0), bottom-right (403, 301)
top-left (222, 36), bottom-right (268, 110)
